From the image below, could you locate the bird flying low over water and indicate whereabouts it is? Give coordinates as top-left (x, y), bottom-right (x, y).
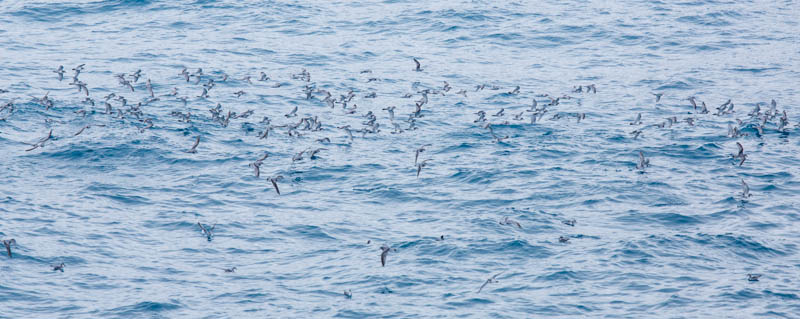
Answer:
top-left (499, 217), bottom-right (521, 228)
top-left (741, 179), bottom-right (751, 198)
top-left (3, 239), bottom-right (17, 258)
top-left (733, 142), bottom-right (747, 166)
top-left (413, 58), bottom-right (423, 71)
top-left (380, 245), bottom-right (397, 267)
top-left (416, 159), bottom-right (432, 178)
top-left (197, 222), bottom-right (216, 241)
top-left (636, 151), bottom-right (650, 171)
top-left (478, 272), bottom-right (504, 293)
top-left (269, 176), bottom-right (283, 195)
top-left (185, 136), bottom-right (200, 153)
top-left (415, 144), bottom-right (431, 165)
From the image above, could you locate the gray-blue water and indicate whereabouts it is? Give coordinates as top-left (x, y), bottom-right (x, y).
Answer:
top-left (1, 0), bottom-right (799, 317)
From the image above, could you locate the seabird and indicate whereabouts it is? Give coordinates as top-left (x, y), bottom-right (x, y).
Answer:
top-left (653, 93), bottom-right (663, 102)
top-left (499, 217), bottom-right (521, 228)
top-left (688, 96), bottom-right (697, 109)
top-left (130, 69), bottom-right (142, 83)
top-left (3, 239), bottom-right (16, 258)
top-left (380, 245), bottom-right (396, 267)
top-left (527, 98), bottom-right (538, 112)
top-left (344, 289), bottom-right (353, 299)
top-left (559, 236), bottom-right (570, 243)
top-left (292, 150), bottom-right (305, 162)
top-left (636, 151), bottom-right (650, 171)
top-left (54, 65), bottom-right (65, 81)
top-left (52, 263), bottom-right (65, 272)
top-left (309, 148), bottom-right (327, 160)
top-left (741, 179), bottom-right (751, 198)
top-left (382, 106), bottom-right (396, 122)
top-left (413, 58), bottom-right (422, 71)
top-left (416, 159), bottom-right (432, 178)
top-left (74, 125), bottom-right (90, 136)
top-left (285, 106), bottom-right (298, 117)
top-left (563, 219), bottom-right (576, 227)
top-left (630, 113), bottom-right (642, 125)
top-left (478, 272), bottom-right (504, 293)
top-left (415, 144), bottom-right (432, 165)
top-left (185, 136), bottom-right (200, 153)
top-left (269, 176), bottom-right (283, 195)
top-left (224, 267), bottom-right (237, 273)
top-left (250, 153), bottom-right (268, 177)
top-left (25, 129), bottom-right (53, 152)
top-left (733, 142), bottom-right (746, 166)
top-left (146, 79), bottom-right (154, 98)
top-left (747, 274), bottom-right (761, 281)
top-left (197, 222), bottom-right (216, 241)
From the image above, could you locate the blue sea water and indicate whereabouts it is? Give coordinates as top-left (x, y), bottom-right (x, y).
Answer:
top-left (1, 0), bottom-right (799, 317)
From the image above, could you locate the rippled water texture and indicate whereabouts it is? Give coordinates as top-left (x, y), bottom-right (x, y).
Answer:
top-left (1, 0), bottom-right (799, 317)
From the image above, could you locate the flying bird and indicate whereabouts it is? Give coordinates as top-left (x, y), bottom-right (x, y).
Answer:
top-left (733, 142), bottom-right (747, 166)
top-left (416, 159), bottom-right (432, 178)
top-left (415, 144), bottom-right (432, 165)
top-left (197, 222), bottom-right (216, 241)
top-left (499, 217), bottom-right (521, 228)
top-left (478, 272), bottom-right (504, 293)
top-left (185, 136), bottom-right (200, 153)
top-left (380, 245), bottom-right (396, 267)
top-left (636, 151), bottom-right (650, 171)
top-left (3, 239), bottom-right (16, 258)
top-left (741, 179), bottom-right (751, 198)
top-left (653, 93), bottom-right (663, 102)
top-left (269, 176), bottom-right (283, 195)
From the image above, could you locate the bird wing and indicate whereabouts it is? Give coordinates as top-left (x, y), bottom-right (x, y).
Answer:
top-left (478, 279), bottom-right (489, 293)
top-left (271, 179), bottom-right (281, 195)
top-left (381, 250), bottom-right (388, 266)
top-left (197, 222), bottom-right (208, 234)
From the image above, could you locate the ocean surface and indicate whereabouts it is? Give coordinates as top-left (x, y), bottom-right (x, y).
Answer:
top-left (1, 0), bottom-right (799, 318)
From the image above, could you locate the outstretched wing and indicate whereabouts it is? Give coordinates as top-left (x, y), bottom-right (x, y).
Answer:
top-left (271, 179), bottom-right (281, 195)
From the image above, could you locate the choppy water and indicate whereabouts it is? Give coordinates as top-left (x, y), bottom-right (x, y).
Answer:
top-left (1, 0), bottom-right (799, 317)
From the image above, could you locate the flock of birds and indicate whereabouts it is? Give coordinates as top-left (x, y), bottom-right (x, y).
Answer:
top-left (1, 57), bottom-right (793, 296)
